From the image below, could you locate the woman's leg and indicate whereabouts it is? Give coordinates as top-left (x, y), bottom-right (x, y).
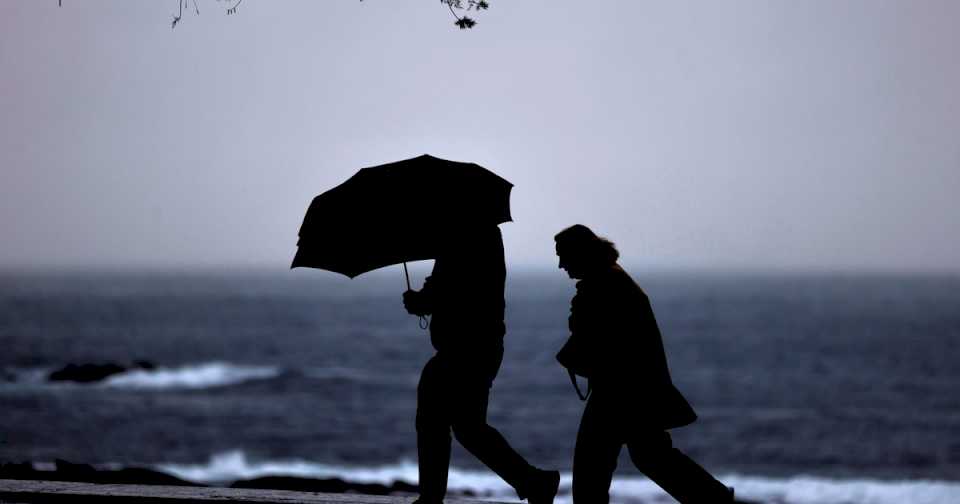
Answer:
top-left (626, 431), bottom-right (731, 503)
top-left (572, 397), bottom-right (623, 504)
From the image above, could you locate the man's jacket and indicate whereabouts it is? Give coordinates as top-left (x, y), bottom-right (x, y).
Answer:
top-left (407, 226), bottom-right (507, 358)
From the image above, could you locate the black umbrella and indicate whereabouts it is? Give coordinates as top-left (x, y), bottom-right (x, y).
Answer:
top-left (291, 154), bottom-right (513, 286)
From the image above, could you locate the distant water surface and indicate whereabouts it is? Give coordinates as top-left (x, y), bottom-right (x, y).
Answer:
top-left (1, 269), bottom-right (958, 503)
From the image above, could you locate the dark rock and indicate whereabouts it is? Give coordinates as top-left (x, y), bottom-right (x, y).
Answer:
top-left (0, 462), bottom-right (38, 480)
top-left (231, 476), bottom-right (419, 495)
top-left (98, 468), bottom-right (201, 487)
top-left (48, 363), bottom-right (126, 383)
top-left (132, 360), bottom-right (156, 371)
top-left (53, 459), bottom-right (97, 476)
top-left (0, 460), bottom-right (198, 487)
top-left (47, 361), bottom-right (156, 383)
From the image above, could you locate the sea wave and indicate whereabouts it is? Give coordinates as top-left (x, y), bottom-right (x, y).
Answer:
top-left (303, 366), bottom-right (418, 386)
top-left (156, 450), bottom-right (413, 485)
top-left (0, 367), bottom-right (50, 386)
top-left (155, 451), bottom-right (960, 504)
top-left (101, 362), bottom-right (280, 390)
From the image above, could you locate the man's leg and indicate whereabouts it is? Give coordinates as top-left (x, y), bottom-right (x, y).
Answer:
top-left (416, 356), bottom-right (452, 503)
top-left (626, 431), bottom-right (731, 503)
top-left (571, 397), bottom-right (623, 504)
top-left (447, 350), bottom-right (557, 502)
top-left (449, 383), bottom-right (547, 497)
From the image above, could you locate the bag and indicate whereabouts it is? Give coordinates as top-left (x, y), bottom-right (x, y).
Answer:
top-left (556, 335), bottom-right (592, 401)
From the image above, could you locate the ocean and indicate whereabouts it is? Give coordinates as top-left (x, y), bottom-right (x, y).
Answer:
top-left (1, 269), bottom-right (959, 504)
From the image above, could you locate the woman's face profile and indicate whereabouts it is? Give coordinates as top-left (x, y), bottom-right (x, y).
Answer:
top-left (556, 242), bottom-right (584, 279)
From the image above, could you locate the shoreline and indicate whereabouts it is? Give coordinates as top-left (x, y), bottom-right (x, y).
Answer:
top-left (0, 479), bottom-right (508, 504)
top-left (0, 461), bottom-right (456, 499)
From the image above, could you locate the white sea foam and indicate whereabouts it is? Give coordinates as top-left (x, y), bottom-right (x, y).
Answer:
top-left (717, 474), bottom-right (960, 504)
top-left (102, 362), bottom-right (280, 390)
top-left (158, 450), bottom-right (419, 485)
top-left (155, 451), bottom-right (960, 504)
top-left (157, 451), bottom-right (509, 495)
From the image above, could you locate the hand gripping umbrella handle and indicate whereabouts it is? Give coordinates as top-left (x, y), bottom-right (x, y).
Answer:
top-left (403, 262), bottom-right (429, 330)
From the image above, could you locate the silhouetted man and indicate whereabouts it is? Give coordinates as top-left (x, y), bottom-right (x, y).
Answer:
top-left (403, 224), bottom-right (560, 504)
top-left (554, 224), bottom-right (734, 504)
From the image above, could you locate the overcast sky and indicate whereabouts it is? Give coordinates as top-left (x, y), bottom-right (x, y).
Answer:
top-left (2, 1), bottom-right (958, 273)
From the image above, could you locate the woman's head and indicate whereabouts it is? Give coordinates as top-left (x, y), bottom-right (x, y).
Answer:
top-left (554, 224), bottom-right (619, 279)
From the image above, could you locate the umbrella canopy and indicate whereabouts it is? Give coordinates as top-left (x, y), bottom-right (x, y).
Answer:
top-left (291, 154), bottom-right (513, 278)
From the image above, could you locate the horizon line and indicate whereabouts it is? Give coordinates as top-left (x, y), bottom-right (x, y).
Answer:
top-left (1, 262), bottom-right (958, 278)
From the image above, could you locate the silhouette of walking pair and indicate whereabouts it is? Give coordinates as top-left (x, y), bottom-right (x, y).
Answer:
top-left (402, 224), bottom-right (735, 504)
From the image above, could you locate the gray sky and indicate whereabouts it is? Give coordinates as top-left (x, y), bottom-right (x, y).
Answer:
top-left (2, 1), bottom-right (958, 273)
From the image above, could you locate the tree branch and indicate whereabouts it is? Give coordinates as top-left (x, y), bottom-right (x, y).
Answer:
top-left (445, 0), bottom-right (478, 29)
top-left (59, 1), bottom-right (487, 30)
top-left (171, 0), bottom-right (184, 29)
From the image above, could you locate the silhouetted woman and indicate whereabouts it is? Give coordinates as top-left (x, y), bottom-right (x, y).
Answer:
top-left (554, 224), bottom-right (734, 504)
top-left (403, 224), bottom-right (560, 504)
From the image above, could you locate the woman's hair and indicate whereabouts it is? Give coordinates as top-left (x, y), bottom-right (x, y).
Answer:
top-left (554, 224), bottom-right (619, 266)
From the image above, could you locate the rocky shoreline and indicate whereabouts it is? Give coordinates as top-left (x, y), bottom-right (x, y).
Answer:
top-left (0, 460), bottom-right (435, 498)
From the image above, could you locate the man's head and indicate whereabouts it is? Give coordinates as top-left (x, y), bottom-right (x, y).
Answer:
top-left (437, 222), bottom-right (504, 260)
top-left (554, 224), bottom-right (619, 279)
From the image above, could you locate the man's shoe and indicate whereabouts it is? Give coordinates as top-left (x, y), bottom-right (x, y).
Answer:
top-left (526, 469), bottom-right (560, 504)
